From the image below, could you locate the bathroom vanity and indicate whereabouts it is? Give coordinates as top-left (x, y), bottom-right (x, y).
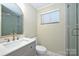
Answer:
top-left (0, 4), bottom-right (36, 56)
top-left (0, 37), bottom-right (36, 56)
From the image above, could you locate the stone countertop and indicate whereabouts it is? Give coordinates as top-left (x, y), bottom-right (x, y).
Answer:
top-left (0, 37), bottom-right (36, 56)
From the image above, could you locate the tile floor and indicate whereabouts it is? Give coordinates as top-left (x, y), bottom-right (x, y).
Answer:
top-left (36, 51), bottom-right (64, 56)
top-left (46, 51), bottom-right (63, 56)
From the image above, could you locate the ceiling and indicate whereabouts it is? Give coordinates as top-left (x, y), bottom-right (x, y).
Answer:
top-left (2, 3), bottom-right (52, 14)
top-left (30, 3), bottom-right (51, 9)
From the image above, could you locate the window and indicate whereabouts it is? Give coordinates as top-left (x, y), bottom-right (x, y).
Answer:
top-left (41, 10), bottom-right (60, 24)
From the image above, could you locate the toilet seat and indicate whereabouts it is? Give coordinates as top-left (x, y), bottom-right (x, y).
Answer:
top-left (36, 45), bottom-right (47, 55)
top-left (36, 45), bottom-right (47, 52)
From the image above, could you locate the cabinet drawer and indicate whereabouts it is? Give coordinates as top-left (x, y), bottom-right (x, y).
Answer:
top-left (6, 41), bottom-right (36, 56)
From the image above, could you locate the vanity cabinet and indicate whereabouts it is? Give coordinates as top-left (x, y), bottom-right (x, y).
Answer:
top-left (6, 41), bottom-right (36, 56)
top-left (1, 5), bottom-right (23, 36)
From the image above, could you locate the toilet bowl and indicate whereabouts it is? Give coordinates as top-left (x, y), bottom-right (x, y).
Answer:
top-left (36, 45), bottom-right (47, 56)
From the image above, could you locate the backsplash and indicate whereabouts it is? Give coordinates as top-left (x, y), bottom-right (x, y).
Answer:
top-left (0, 34), bottom-right (23, 43)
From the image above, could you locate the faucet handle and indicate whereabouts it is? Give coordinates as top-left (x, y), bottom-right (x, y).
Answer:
top-left (17, 37), bottom-right (19, 40)
top-left (16, 34), bottom-right (19, 40)
top-left (7, 39), bottom-right (10, 42)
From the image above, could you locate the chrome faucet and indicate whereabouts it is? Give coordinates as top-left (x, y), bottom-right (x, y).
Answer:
top-left (12, 32), bottom-right (15, 41)
top-left (12, 33), bottom-right (19, 40)
top-left (5, 38), bottom-right (10, 42)
top-left (11, 32), bottom-right (19, 41)
top-left (17, 36), bottom-right (19, 40)
top-left (7, 38), bottom-right (10, 42)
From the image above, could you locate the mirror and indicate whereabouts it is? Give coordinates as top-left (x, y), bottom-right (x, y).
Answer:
top-left (1, 3), bottom-right (23, 36)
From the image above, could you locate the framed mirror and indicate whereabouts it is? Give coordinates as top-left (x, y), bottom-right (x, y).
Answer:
top-left (1, 4), bottom-right (23, 36)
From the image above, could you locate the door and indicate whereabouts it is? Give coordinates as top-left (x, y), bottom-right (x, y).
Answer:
top-left (78, 3), bottom-right (79, 56)
top-left (66, 3), bottom-right (78, 56)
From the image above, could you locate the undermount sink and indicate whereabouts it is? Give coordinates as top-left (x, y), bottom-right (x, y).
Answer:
top-left (2, 38), bottom-right (30, 48)
top-left (2, 41), bottom-right (20, 48)
top-left (0, 37), bottom-right (36, 56)
top-left (19, 39), bottom-right (29, 42)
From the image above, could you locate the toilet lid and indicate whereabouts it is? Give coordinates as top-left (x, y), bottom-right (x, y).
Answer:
top-left (36, 45), bottom-right (47, 51)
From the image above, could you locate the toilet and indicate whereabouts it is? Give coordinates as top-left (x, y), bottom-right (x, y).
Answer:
top-left (36, 45), bottom-right (47, 56)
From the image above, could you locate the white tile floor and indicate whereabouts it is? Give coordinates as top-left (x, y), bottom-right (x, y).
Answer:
top-left (36, 51), bottom-right (64, 56)
top-left (46, 51), bottom-right (63, 56)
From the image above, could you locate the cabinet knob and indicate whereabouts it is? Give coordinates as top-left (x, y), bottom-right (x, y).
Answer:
top-left (31, 46), bottom-right (32, 48)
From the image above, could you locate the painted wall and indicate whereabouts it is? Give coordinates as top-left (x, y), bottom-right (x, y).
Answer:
top-left (0, 4), bottom-right (1, 36)
top-left (37, 3), bottom-right (65, 55)
top-left (18, 4), bottom-right (37, 37)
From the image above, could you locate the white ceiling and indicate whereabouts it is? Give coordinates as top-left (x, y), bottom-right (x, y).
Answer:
top-left (30, 3), bottom-right (51, 9)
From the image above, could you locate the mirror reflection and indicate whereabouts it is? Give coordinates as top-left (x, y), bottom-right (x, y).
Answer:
top-left (1, 3), bottom-right (23, 36)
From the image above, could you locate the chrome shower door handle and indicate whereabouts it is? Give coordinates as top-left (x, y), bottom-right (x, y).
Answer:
top-left (72, 28), bottom-right (79, 36)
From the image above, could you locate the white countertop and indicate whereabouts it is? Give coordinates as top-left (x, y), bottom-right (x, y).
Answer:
top-left (0, 37), bottom-right (36, 56)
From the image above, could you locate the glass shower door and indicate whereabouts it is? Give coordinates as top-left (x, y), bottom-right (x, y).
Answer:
top-left (78, 3), bottom-right (79, 56)
top-left (67, 3), bottom-right (77, 56)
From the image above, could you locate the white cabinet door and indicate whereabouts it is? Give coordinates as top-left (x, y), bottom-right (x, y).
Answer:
top-left (6, 41), bottom-right (36, 56)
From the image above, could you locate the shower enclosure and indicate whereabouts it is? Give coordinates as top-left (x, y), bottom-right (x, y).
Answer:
top-left (66, 3), bottom-right (79, 56)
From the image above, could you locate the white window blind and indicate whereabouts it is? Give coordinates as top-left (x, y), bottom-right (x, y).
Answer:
top-left (41, 10), bottom-right (60, 24)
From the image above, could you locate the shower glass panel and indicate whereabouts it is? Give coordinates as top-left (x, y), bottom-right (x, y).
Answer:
top-left (67, 3), bottom-right (79, 56)
top-left (78, 3), bottom-right (79, 55)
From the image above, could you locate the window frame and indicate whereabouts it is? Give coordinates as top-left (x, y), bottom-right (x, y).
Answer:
top-left (41, 9), bottom-right (60, 25)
